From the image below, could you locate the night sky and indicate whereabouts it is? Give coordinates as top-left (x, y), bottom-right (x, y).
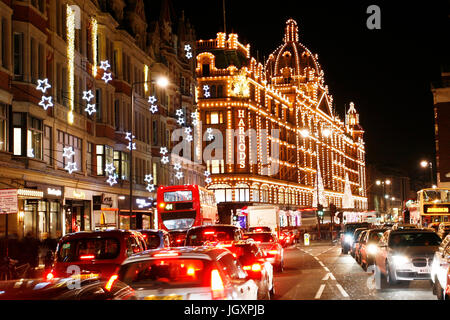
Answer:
top-left (157, 1), bottom-right (449, 187)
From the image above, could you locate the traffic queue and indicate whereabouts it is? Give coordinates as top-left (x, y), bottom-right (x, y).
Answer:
top-left (0, 224), bottom-right (291, 300)
top-left (341, 221), bottom-right (450, 300)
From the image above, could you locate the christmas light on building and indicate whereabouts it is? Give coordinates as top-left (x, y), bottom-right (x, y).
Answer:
top-left (197, 19), bottom-right (367, 213)
top-left (66, 5), bottom-right (76, 124)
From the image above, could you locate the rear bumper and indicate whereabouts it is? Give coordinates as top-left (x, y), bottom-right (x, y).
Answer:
top-left (395, 271), bottom-right (431, 280)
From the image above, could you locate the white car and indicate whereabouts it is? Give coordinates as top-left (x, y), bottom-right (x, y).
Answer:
top-left (106, 247), bottom-right (258, 300)
top-left (391, 223), bottom-right (418, 231)
top-left (431, 234), bottom-right (450, 300)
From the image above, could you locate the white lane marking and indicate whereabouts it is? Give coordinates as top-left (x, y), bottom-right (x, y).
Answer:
top-left (315, 284), bottom-right (326, 299)
top-left (322, 273), bottom-right (336, 281)
top-left (323, 266), bottom-right (330, 272)
top-left (336, 284), bottom-right (349, 297)
top-left (314, 256), bottom-right (319, 260)
top-left (318, 261), bottom-right (325, 267)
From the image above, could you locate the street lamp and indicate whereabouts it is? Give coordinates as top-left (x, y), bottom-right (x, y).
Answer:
top-left (129, 76), bottom-right (169, 230)
top-left (420, 160), bottom-right (434, 187)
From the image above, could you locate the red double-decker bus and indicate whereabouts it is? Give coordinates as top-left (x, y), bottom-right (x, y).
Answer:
top-left (156, 185), bottom-right (218, 231)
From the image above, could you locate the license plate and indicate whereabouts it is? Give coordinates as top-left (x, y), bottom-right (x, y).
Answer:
top-left (418, 268), bottom-right (430, 274)
top-left (144, 295), bottom-right (183, 300)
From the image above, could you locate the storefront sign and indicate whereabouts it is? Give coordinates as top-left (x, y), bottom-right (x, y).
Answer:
top-left (237, 109), bottom-right (246, 169)
top-left (0, 189), bottom-right (18, 214)
top-left (47, 188), bottom-right (62, 197)
top-left (73, 190), bottom-right (86, 199)
top-left (423, 204), bottom-right (449, 214)
top-left (102, 194), bottom-right (113, 207)
top-left (136, 198), bottom-right (152, 209)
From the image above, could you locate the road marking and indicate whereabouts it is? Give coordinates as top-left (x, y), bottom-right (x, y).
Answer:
top-left (318, 261), bottom-right (325, 267)
top-left (323, 266), bottom-right (330, 272)
top-left (322, 272), bottom-right (336, 281)
top-left (336, 284), bottom-right (349, 297)
top-left (315, 284), bottom-right (326, 299)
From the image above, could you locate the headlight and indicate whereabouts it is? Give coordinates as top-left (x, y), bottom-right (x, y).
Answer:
top-left (345, 235), bottom-right (353, 244)
top-left (392, 255), bottom-right (410, 266)
top-left (367, 244), bottom-right (378, 255)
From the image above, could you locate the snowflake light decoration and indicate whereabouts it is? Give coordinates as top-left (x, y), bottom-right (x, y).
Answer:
top-left (36, 79), bottom-right (51, 93)
top-left (38, 96), bottom-right (53, 110)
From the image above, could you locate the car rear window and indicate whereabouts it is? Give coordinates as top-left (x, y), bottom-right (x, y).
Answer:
top-left (57, 238), bottom-right (120, 262)
top-left (142, 233), bottom-right (162, 249)
top-left (119, 258), bottom-right (210, 288)
top-left (186, 227), bottom-right (237, 246)
top-left (244, 233), bottom-right (273, 243)
top-left (344, 224), bottom-right (370, 234)
top-left (369, 230), bottom-right (387, 242)
top-left (389, 232), bottom-right (442, 247)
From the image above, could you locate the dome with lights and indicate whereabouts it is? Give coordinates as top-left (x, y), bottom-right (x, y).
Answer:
top-left (265, 19), bottom-right (324, 91)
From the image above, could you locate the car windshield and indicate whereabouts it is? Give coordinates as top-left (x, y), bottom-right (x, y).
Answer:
top-left (119, 258), bottom-right (210, 289)
top-left (244, 233), bottom-right (273, 242)
top-left (185, 227), bottom-right (237, 246)
top-left (57, 238), bottom-right (120, 262)
top-left (388, 232), bottom-right (442, 247)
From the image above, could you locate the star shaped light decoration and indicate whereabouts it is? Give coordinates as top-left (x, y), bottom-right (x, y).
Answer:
top-left (205, 177), bottom-right (212, 184)
top-left (186, 51), bottom-right (192, 59)
top-left (184, 44), bottom-right (192, 52)
top-left (184, 127), bottom-right (192, 135)
top-left (62, 146), bottom-right (75, 159)
top-left (105, 163), bottom-right (116, 175)
top-left (85, 103), bottom-right (96, 115)
top-left (204, 171), bottom-right (211, 177)
top-left (176, 109), bottom-right (184, 117)
top-left (149, 105), bottom-right (158, 114)
top-left (174, 163), bottom-right (182, 171)
top-left (102, 72), bottom-right (112, 83)
top-left (28, 148), bottom-right (34, 158)
top-left (191, 111), bottom-right (199, 120)
top-left (175, 171), bottom-right (183, 180)
top-left (125, 132), bottom-right (135, 141)
top-left (203, 85), bottom-right (210, 92)
top-left (160, 147), bottom-right (168, 155)
top-left (192, 119), bottom-right (199, 126)
top-left (127, 142), bottom-right (136, 150)
top-left (65, 162), bottom-right (77, 174)
top-left (144, 174), bottom-right (154, 183)
top-left (148, 96), bottom-right (157, 104)
top-left (36, 79), bottom-right (51, 93)
top-left (38, 96), bottom-right (53, 110)
top-left (146, 184), bottom-right (155, 193)
top-left (186, 134), bottom-right (193, 142)
top-left (99, 60), bottom-right (110, 71)
top-left (177, 118), bottom-right (185, 125)
top-left (161, 156), bottom-right (169, 164)
top-left (204, 91), bottom-right (210, 98)
top-left (208, 134), bottom-right (214, 141)
top-left (106, 173), bottom-right (118, 186)
top-left (82, 90), bottom-right (94, 102)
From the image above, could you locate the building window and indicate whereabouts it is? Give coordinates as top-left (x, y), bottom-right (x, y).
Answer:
top-left (25, 117), bottom-right (42, 159)
top-left (57, 130), bottom-right (82, 169)
top-left (13, 32), bottom-right (23, 80)
top-left (206, 111), bottom-right (224, 125)
top-left (86, 142), bottom-right (92, 175)
top-left (114, 150), bottom-right (129, 181)
top-left (96, 145), bottom-right (113, 176)
top-left (43, 125), bottom-right (52, 164)
top-left (12, 112), bottom-right (25, 156)
top-left (0, 103), bottom-right (7, 152)
top-left (114, 99), bottom-right (120, 131)
top-left (96, 88), bottom-right (102, 122)
top-left (207, 159), bottom-right (224, 174)
top-left (152, 120), bottom-right (158, 145)
top-left (1, 18), bottom-right (8, 69)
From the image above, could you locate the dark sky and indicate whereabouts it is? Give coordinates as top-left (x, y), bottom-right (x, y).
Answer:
top-left (163, 0), bottom-right (449, 185)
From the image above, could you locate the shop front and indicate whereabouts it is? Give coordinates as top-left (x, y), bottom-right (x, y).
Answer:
top-left (93, 193), bottom-right (118, 230)
top-left (118, 196), bottom-right (155, 230)
top-left (64, 187), bottom-right (93, 235)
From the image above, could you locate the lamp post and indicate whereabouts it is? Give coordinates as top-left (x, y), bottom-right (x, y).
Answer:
top-left (420, 160), bottom-right (434, 188)
top-left (376, 179), bottom-right (391, 221)
top-left (129, 76), bottom-right (169, 230)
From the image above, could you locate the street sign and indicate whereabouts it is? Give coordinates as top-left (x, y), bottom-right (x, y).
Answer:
top-left (0, 189), bottom-right (18, 214)
top-left (304, 233), bottom-right (310, 246)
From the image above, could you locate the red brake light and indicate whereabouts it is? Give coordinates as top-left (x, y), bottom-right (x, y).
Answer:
top-left (204, 231), bottom-right (215, 235)
top-left (159, 202), bottom-right (166, 209)
top-left (45, 270), bottom-right (54, 281)
top-left (142, 234), bottom-right (147, 238)
top-left (243, 263), bottom-right (262, 272)
top-left (268, 250), bottom-right (278, 255)
top-left (211, 269), bottom-right (225, 299)
top-left (79, 254), bottom-right (95, 260)
top-left (105, 274), bottom-right (118, 291)
top-left (176, 239), bottom-right (182, 243)
top-left (152, 251), bottom-right (180, 257)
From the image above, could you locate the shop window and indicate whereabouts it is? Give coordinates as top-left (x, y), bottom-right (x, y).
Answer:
top-left (0, 103), bottom-right (7, 152)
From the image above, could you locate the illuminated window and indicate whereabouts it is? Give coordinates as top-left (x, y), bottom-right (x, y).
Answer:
top-left (0, 103), bottom-right (7, 152)
top-left (207, 159), bottom-right (224, 174)
top-left (206, 111), bottom-right (224, 125)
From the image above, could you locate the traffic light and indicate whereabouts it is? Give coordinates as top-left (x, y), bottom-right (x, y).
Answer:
top-left (317, 204), bottom-right (324, 217)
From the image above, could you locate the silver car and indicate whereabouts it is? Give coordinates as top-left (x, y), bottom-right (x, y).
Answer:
top-left (375, 229), bottom-right (442, 288)
top-left (108, 247), bottom-right (258, 300)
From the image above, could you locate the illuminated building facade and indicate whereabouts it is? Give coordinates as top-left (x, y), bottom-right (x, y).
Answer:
top-left (196, 19), bottom-right (368, 217)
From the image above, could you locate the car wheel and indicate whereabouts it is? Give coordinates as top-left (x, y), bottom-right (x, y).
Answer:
top-left (432, 279), bottom-right (437, 295)
top-left (362, 260), bottom-right (367, 271)
top-left (270, 281), bottom-right (275, 296)
top-left (375, 264), bottom-right (387, 290)
top-left (436, 280), bottom-right (444, 300)
top-left (386, 262), bottom-right (398, 285)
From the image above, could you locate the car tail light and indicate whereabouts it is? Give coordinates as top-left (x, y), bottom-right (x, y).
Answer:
top-left (243, 263), bottom-right (262, 272)
top-left (152, 251), bottom-right (180, 257)
top-left (79, 254), bottom-right (95, 260)
top-left (268, 250), bottom-right (278, 255)
top-left (105, 274), bottom-right (118, 292)
top-left (211, 269), bottom-right (225, 300)
top-left (45, 270), bottom-right (54, 281)
top-left (187, 267), bottom-right (195, 276)
top-left (204, 231), bottom-right (215, 235)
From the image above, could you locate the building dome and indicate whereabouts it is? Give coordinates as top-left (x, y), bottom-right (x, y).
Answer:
top-left (265, 19), bottom-right (323, 86)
